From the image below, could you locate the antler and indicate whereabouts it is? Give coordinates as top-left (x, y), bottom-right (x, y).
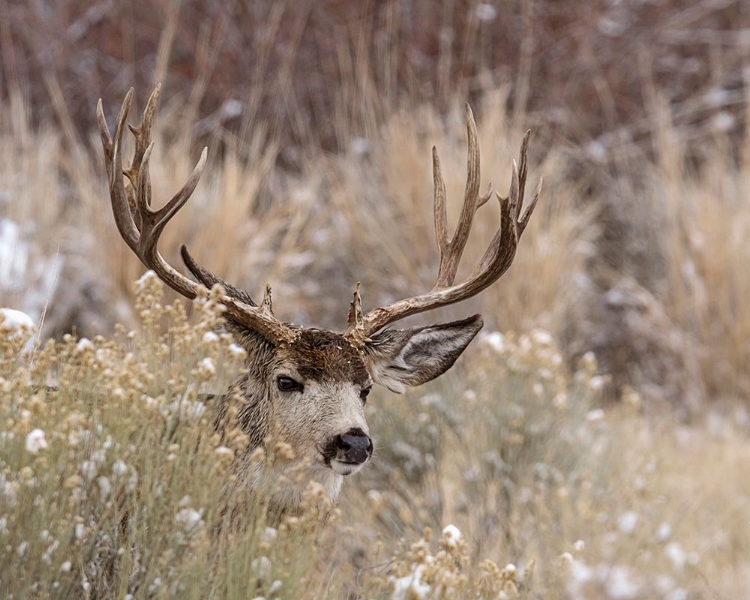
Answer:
top-left (97, 86), bottom-right (297, 345)
top-left (346, 105), bottom-right (542, 346)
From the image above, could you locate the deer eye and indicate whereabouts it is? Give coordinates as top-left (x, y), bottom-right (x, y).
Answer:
top-left (360, 387), bottom-right (371, 403)
top-left (277, 376), bottom-right (303, 392)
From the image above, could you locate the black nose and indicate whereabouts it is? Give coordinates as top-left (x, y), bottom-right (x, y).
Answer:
top-left (335, 428), bottom-right (373, 464)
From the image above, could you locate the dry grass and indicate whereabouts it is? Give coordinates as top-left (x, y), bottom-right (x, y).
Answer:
top-left (0, 281), bottom-right (333, 599)
top-left (4, 78), bottom-right (747, 410)
top-left (0, 83), bottom-right (591, 340)
top-left (345, 333), bottom-right (750, 598)
top-left (1, 13), bottom-right (750, 596)
top-left (2, 284), bottom-right (749, 598)
top-left (555, 105), bottom-right (750, 410)
top-left (654, 128), bottom-right (750, 403)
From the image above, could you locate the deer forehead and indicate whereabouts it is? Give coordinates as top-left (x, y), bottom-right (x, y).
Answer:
top-left (276, 329), bottom-right (371, 386)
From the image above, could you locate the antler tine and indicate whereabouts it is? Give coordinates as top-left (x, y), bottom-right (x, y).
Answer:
top-left (346, 283), bottom-right (368, 344)
top-left (516, 129), bottom-right (530, 215)
top-left (346, 119), bottom-right (541, 345)
top-left (449, 104), bottom-right (482, 271)
top-left (97, 89), bottom-right (139, 252)
top-left (470, 137), bottom-right (543, 281)
top-left (124, 85), bottom-right (160, 191)
top-left (432, 146), bottom-right (449, 262)
top-left (433, 104), bottom-right (492, 289)
top-left (518, 133), bottom-right (543, 236)
top-left (98, 86), bottom-right (298, 346)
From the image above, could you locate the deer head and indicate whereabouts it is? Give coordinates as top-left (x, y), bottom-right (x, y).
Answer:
top-left (97, 86), bottom-right (542, 514)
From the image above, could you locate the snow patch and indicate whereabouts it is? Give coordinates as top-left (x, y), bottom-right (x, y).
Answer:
top-left (0, 219), bottom-right (28, 291)
top-left (25, 429), bottom-right (48, 454)
top-left (442, 524), bottom-right (462, 549)
top-left (617, 511), bottom-right (638, 534)
top-left (76, 338), bottom-right (95, 352)
top-left (0, 308), bottom-right (35, 333)
top-left (135, 270), bottom-right (159, 289)
top-left (199, 357), bottom-right (216, 375)
top-left (202, 331), bottom-right (219, 343)
top-left (228, 343), bottom-right (247, 359)
top-left (175, 508), bottom-right (204, 534)
top-left (391, 564), bottom-right (431, 600)
top-left (482, 331), bottom-right (506, 353)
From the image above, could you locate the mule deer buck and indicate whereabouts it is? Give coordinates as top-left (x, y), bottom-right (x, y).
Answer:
top-left (97, 86), bottom-right (541, 515)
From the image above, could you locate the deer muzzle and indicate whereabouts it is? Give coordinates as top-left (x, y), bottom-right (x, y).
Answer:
top-left (325, 428), bottom-right (372, 474)
top-left (337, 428), bottom-right (373, 464)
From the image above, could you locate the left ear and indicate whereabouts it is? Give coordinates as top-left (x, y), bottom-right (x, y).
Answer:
top-left (362, 315), bottom-right (483, 393)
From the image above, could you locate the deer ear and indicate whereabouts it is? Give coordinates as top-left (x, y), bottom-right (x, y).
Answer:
top-left (362, 315), bottom-right (483, 393)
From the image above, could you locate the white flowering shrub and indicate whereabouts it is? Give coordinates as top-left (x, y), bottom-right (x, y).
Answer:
top-left (0, 278), bottom-right (328, 599)
top-left (0, 279), bottom-right (744, 599)
top-left (347, 328), bottom-right (723, 599)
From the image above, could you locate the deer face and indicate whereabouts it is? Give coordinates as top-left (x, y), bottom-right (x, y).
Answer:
top-left (270, 330), bottom-right (373, 477)
top-left (229, 316), bottom-right (483, 508)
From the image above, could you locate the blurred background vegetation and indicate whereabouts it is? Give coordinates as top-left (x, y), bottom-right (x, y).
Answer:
top-left (2, 1), bottom-right (750, 598)
top-left (4, 0), bottom-right (750, 413)
top-left (3, 0), bottom-right (750, 413)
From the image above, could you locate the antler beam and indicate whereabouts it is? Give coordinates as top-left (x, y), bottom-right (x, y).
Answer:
top-left (97, 86), bottom-right (297, 345)
top-left (346, 106), bottom-right (542, 346)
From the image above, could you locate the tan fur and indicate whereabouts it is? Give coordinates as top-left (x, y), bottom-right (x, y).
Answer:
top-left (214, 319), bottom-right (482, 516)
top-left (215, 328), bottom-right (371, 515)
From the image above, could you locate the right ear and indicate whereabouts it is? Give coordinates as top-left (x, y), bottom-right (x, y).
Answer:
top-left (362, 315), bottom-right (483, 393)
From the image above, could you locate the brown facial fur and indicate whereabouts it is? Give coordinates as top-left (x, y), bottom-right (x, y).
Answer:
top-left (215, 325), bottom-right (372, 515)
top-left (278, 329), bottom-right (371, 386)
top-left (213, 316), bottom-right (481, 516)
